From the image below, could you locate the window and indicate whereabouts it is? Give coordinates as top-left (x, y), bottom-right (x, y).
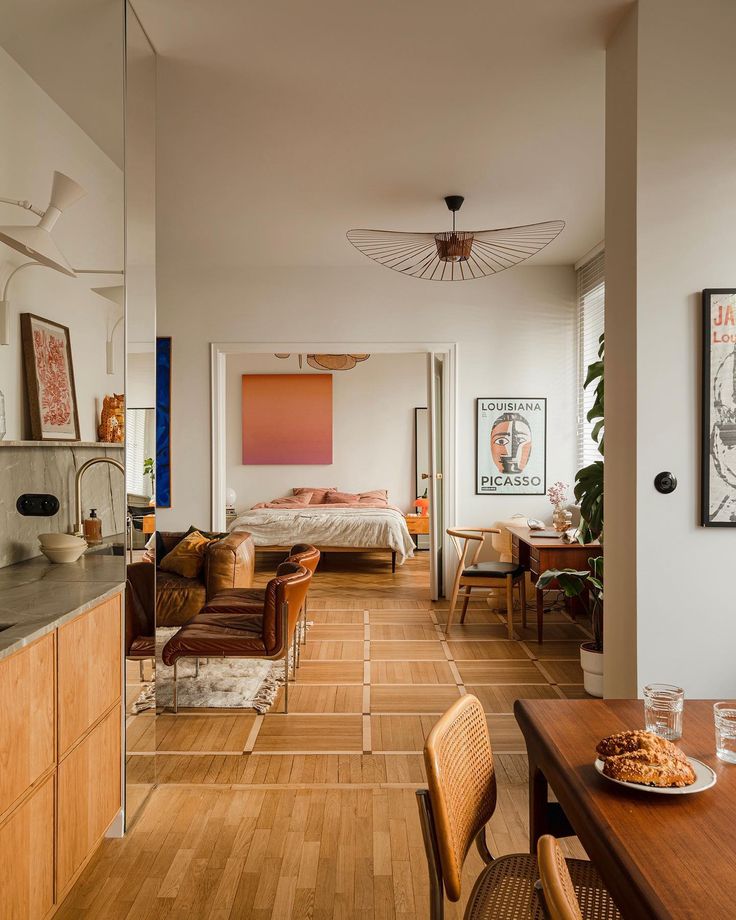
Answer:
top-left (576, 249), bottom-right (604, 468)
top-left (125, 408), bottom-right (152, 496)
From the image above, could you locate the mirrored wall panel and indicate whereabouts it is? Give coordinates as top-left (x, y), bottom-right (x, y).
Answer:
top-left (124, 1), bottom-right (157, 826)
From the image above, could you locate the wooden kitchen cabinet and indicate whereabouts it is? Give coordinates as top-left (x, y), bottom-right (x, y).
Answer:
top-left (0, 775), bottom-right (55, 920)
top-left (57, 595), bottom-right (122, 756)
top-left (0, 589), bottom-right (123, 917)
top-left (57, 704), bottom-right (121, 893)
top-left (0, 633), bottom-right (55, 818)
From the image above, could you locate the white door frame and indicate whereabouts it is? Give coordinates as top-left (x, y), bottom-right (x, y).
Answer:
top-left (210, 340), bottom-right (459, 597)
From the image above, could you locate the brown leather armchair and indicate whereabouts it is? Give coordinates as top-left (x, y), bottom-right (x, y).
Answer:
top-left (126, 561), bottom-right (155, 678)
top-left (161, 561), bottom-right (312, 712)
top-left (156, 530), bottom-right (256, 626)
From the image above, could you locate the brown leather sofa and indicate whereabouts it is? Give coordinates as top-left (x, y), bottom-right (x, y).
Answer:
top-left (156, 530), bottom-right (256, 626)
top-left (161, 561), bottom-right (312, 712)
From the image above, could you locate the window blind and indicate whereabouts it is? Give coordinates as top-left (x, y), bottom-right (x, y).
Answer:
top-left (125, 410), bottom-right (147, 496)
top-left (576, 250), bottom-right (605, 468)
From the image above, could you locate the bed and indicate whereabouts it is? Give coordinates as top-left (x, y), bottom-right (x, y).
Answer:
top-left (227, 489), bottom-right (415, 571)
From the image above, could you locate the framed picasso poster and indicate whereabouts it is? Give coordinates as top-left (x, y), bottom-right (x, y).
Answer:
top-left (702, 289), bottom-right (736, 526)
top-left (21, 313), bottom-right (80, 441)
top-left (476, 397), bottom-right (546, 495)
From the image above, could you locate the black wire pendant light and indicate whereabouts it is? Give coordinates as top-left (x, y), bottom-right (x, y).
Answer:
top-left (347, 196), bottom-right (564, 281)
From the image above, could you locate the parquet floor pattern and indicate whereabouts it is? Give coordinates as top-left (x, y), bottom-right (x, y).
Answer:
top-left (61, 552), bottom-right (590, 920)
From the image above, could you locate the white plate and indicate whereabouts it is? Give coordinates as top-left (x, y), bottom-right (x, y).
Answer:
top-left (594, 756), bottom-right (717, 795)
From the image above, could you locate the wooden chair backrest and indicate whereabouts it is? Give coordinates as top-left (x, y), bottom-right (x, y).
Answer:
top-left (423, 694), bottom-right (497, 901)
top-left (446, 528), bottom-right (502, 572)
top-left (536, 835), bottom-right (584, 920)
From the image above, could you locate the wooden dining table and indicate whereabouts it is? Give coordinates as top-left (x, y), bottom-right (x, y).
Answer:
top-left (514, 698), bottom-right (736, 919)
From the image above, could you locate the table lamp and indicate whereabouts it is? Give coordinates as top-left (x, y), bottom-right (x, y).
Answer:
top-left (415, 497), bottom-right (429, 517)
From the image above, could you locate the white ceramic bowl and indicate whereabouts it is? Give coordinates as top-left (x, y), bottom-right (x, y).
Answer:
top-left (38, 532), bottom-right (87, 549)
top-left (40, 544), bottom-right (87, 564)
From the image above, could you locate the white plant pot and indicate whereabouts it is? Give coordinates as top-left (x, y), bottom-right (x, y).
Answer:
top-left (580, 642), bottom-right (603, 698)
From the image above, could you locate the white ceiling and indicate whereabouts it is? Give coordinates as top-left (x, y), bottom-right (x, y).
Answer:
top-left (135, 0), bottom-right (629, 269)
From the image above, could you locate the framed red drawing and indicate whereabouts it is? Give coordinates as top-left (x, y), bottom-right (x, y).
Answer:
top-left (21, 313), bottom-right (80, 441)
top-left (242, 373), bottom-right (332, 464)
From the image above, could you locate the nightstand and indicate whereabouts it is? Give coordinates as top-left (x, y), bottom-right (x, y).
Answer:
top-left (405, 513), bottom-right (429, 548)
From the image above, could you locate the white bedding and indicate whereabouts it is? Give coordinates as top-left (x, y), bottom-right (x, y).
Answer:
top-left (228, 506), bottom-right (415, 563)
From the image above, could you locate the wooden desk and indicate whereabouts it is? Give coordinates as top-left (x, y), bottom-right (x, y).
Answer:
top-left (515, 698), bottom-right (735, 920)
top-left (506, 523), bottom-right (601, 642)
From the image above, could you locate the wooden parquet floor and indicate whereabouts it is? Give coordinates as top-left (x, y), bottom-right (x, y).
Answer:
top-left (63, 552), bottom-right (590, 919)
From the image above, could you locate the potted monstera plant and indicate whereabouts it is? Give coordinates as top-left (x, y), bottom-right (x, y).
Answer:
top-left (537, 556), bottom-right (603, 696)
top-left (539, 333), bottom-right (604, 695)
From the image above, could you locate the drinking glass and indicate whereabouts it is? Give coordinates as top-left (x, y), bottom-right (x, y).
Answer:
top-left (643, 683), bottom-right (684, 740)
top-left (714, 702), bottom-right (736, 764)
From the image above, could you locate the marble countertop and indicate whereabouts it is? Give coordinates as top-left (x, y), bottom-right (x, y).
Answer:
top-left (0, 553), bottom-right (125, 660)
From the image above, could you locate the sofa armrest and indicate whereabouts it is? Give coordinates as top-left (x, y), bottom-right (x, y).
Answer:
top-left (204, 532), bottom-right (255, 598)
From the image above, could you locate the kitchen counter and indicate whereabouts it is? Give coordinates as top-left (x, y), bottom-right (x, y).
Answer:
top-left (0, 552), bottom-right (125, 660)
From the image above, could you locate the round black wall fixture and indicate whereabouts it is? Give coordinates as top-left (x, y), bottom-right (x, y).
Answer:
top-left (654, 472), bottom-right (677, 494)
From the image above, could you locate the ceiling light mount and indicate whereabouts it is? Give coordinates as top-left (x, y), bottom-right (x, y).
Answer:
top-left (444, 195), bottom-right (464, 213)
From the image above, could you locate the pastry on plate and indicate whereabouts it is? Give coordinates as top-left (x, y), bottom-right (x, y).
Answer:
top-left (595, 730), bottom-right (688, 764)
top-left (602, 753), bottom-right (696, 788)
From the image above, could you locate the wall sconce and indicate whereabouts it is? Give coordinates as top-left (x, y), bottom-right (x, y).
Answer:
top-left (0, 172), bottom-right (124, 349)
top-left (0, 171), bottom-right (84, 345)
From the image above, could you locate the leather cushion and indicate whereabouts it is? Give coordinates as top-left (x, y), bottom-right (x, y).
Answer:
top-left (463, 561), bottom-right (526, 578)
top-left (201, 587), bottom-right (266, 615)
top-left (156, 571), bottom-right (206, 627)
top-left (129, 635), bottom-right (155, 657)
top-left (162, 623), bottom-right (268, 665)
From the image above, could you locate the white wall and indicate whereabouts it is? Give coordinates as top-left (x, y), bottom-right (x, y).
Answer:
top-left (0, 46), bottom-right (124, 441)
top-left (155, 262), bottom-right (577, 532)
top-left (225, 352), bottom-right (427, 513)
top-left (605, 0), bottom-right (736, 698)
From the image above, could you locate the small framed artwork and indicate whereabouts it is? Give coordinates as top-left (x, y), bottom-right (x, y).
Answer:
top-left (21, 313), bottom-right (80, 441)
top-left (156, 336), bottom-right (172, 508)
top-left (702, 289), bottom-right (736, 526)
top-left (476, 397), bottom-right (547, 495)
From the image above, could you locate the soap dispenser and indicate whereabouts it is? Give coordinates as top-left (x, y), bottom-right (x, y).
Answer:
top-left (83, 509), bottom-right (102, 545)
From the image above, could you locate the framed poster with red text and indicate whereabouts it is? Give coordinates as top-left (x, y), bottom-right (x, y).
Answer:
top-left (702, 289), bottom-right (736, 526)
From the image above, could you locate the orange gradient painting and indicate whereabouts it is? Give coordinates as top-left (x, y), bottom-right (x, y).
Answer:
top-left (242, 374), bottom-right (333, 464)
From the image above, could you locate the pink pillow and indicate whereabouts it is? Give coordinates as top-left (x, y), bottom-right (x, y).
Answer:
top-left (293, 488), bottom-right (336, 505)
top-left (268, 493), bottom-right (314, 506)
top-left (358, 489), bottom-right (388, 505)
top-left (325, 490), bottom-right (360, 503)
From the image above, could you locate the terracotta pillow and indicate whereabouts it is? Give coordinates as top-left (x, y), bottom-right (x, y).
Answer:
top-left (268, 494), bottom-right (314, 507)
top-left (293, 488), bottom-right (336, 504)
top-left (324, 490), bottom-right (360, 503)
top-left (158, 531), bottom-right (211, 579)
top-left (358, 489), bottom-right (388, 504)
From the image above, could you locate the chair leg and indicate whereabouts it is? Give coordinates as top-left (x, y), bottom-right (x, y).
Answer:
top-left (446, 580), bottom-right (461, 635)
top-left (520, 575), bottom-right (527, 630)
top-left (506, 576), bottom-right (514, 640)
top-left (301, 597), bottom-right (308, 646)
top-left (139, 660), bottom-right (145, 682)
top-left (173, 660), bottom-right (178, 714)
top-left (194, 657), bottom-right (200, 678)
top-left (460, 586), bottom-right (472, 624)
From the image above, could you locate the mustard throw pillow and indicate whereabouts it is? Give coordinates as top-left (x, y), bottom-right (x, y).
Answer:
top-left (159, 530), bottom-right (211, 579)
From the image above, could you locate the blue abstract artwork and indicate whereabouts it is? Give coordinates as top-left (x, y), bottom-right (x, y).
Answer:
top-left (156, 336), bottom-right (171, 508)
